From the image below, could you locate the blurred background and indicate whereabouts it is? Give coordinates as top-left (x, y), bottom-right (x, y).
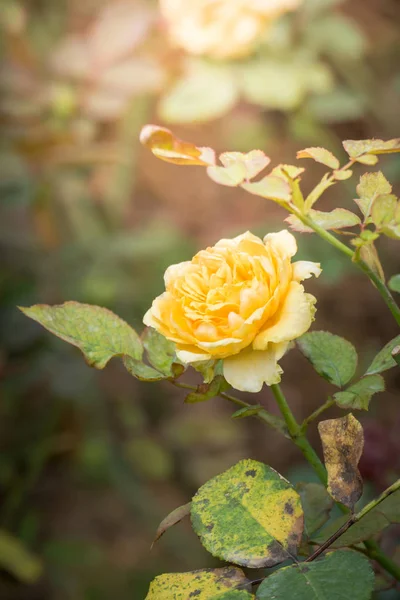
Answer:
top-left (1, 0), bottom-right (400, 598)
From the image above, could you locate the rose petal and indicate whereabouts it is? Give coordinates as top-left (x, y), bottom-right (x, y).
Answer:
top-left (223, 345), bottom-right (286, 392)
top-left (292, 261), bottom-right (322, 282)
top-left (253, 282), bottom-right (316, 349)
top-left (263, 230), bottom-right (297, 258)
top-left (176, 348), bottom-right (212, 363)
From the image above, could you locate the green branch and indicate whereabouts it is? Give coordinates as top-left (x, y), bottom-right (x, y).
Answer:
top-left (305, 479), bottom-right (400, 566)
top-left (269, 383), bottom-right (400, 581)
top-left (172, 381), bottom-right (286, 436)
top-left (297, 212), bottom-right (400, 328)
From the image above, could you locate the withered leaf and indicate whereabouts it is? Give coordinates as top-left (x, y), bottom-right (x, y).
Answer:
top-left (151, 502), bottom-right (191, 548)
top-left (318, 414), bottom-right (364, 509)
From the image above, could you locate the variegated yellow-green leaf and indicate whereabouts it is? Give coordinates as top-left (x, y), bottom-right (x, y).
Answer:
top-left (296, 483), bottom-right (333, 536)
top-left (318, 414), bottom-right (364, 509)
top-left (343, 138), bottom-right (400, 158)
top-left (355, 171), bottom-right (392, 220)
top-left (313, 489), bottom-right (400, 548)
top-left (140, 125), bottom-right (215, 166)
top-left (297, 331), bottom-right (357, 387)
top-left (296, 147), bottom-right (339, 170)
top-left (145, 567), bottom-right (253, 600)
top-left (241, 176), bottom-right (291, 204)
top-left (142, 327), bottom-right (183, 378)
top-left (152, 502), bottom-right (191, 548)
top-left (333, 374), bottom-right (385, 410)
top-left (19, 302), bottom-right (142, 369)
top-left (191, 459), bottom-right (303, 568)
top-left (366, 334), bottom-right (400, 374)
top-left (256, 550), bottom-right (374, 600)
top-left (207, 150), bottom-right (270, 187)
top-left (286, 208), bottom-right (360, 233)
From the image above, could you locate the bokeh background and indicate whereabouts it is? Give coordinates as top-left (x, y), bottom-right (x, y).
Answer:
top-left (1, 0), bottom-right (400, 598)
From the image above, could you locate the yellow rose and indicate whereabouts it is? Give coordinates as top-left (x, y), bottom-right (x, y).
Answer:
top-left (159, 0), bottom-right (302, 59)
top-left (144, 230), bottom-right (321, 393)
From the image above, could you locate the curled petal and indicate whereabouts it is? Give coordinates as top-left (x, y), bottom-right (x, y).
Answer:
top-left (292, 261), bottom-right (322, 282)
top-left (253, 282), bottom-right (316, 349)
top-left (263, 230), bottom-right (297, 259)
top-left (223, 344), bottom-right (287, 393)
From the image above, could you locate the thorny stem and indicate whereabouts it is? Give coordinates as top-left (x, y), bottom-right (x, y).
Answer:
top-left (269, 383), bottom-right (400, 581)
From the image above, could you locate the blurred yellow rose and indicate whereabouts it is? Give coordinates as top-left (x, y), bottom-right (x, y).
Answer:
top-left (144, 230), bottom-right (321, 392)
top-left (159, 0), bottom-right (302, 59)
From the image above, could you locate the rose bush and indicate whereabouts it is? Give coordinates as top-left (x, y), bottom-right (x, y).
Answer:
top-left (144, 230), bottom-right (321, 392)
top-left (159, 0), bottom-right (302, 59)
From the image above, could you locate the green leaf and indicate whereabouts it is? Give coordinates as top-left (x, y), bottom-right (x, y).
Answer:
top-left (123, 356), bottom-right (166, 381)
top-left (191, 459), bottom-right (303, 568)
top-left (152, 503), bottom-right (191, 547)
top-left (393, 346), bottom-right (400, 366)
top-left (286, 209), bottom-right (360, 233)
top-left (241, 175), bottom-right (291, 204)
top-left (304, 174), bottom-right (336, 210)
top-left (231, 405), bottom-right (263, 419)
top-left (192, 359), bottom-right (220, 384)
top-left (318, 414), bottom-right (363, 509)
top-left (240, 57), bottom-right (332, 111)
top-left (0, 530), bottom-right (42, 584)
top-left (366, 335), bottom-right (400, 374)
top-left (306, 15), bottom-right (367, 61)
top-left (256, 550), bottom-right (374, 600)
top-left (271, 164), bottom-right (305, 181)
top-left (355, 172), bottom-right (392, 220)
top-left (296, 483), bottom-right (333, 536)
top-left (184, 375), bottom-right (230, 403)
top-left (343, 138), bottom-right (400, 158)
top-left (296, 147), bottom-right (339, 170)
top-left (297, 331), bottom-right (358, 387)
top-left (354, 242), bottom-right (385, 282)
top-left (158, 62), bottom-right (238, 124)
top-left (313, 489), bottom-right (400, 548)
top-left (306, 88), bottom-right (366, 124)
top-left (333, 169), bottom-right (352, 181)
top-left (19, 302), bottom-right (142, 369)
top-left (333, 374), bottom-right (385, 410)
top-left (207, 151), bottom-right (270, 187)
top-left (140, 124), bottom-right (216, 166)
top-left (142, 327), bottom-right (183, 377)
top-left (371, 194), bottom-right (397, 227)
top-left (146, 567), bottom-right (253, 599)
top-left (355, 154), bottom-right (378, 165)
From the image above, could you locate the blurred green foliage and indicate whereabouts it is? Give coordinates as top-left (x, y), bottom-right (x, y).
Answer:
top-left (0, 0), bottom-right (400, 598)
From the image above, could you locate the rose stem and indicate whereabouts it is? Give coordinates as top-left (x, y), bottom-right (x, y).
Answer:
top-left (270, 382), bottom-right (400, 581)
